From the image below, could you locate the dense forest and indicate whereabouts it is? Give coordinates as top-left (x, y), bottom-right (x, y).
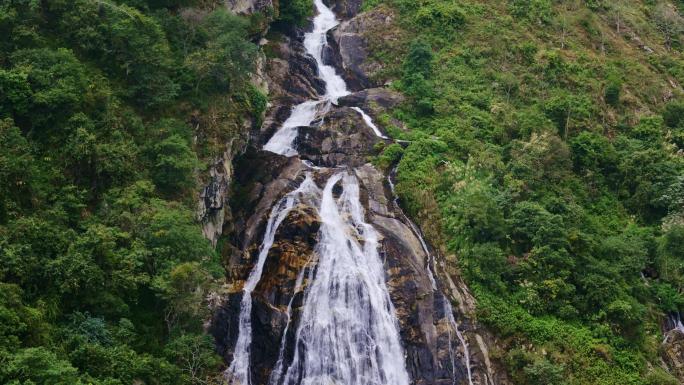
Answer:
top-left (366, 0), bottom-right (684, 384)
top-left (0, 0), bottom-right (275, 383)
top-left (2, 0), bottom-right (684, 384)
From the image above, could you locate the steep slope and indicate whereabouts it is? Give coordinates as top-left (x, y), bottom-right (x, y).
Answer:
top-left (332, 0), bottom-right (684, 384)
top-left (0, 1), bottom-right (264, 384)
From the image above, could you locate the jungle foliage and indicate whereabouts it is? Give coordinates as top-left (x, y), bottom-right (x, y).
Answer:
top-left (368, 0), bottom-right (684, 383)
top-left (0, 0), bottom-right (263, 384)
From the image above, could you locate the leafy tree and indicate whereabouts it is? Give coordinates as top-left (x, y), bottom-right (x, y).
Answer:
top-left (185, 10), bottom-right (257, 94)
top-left (164, 334), bottom-right (222, 385)
top-left (663, 100), bottom-right (684, 128)
top-left (0, 119), bottom-right (34, 221)
top-left (277, 0), bottom-right (314, 27)
top-left (402, 39), bottom-right (435, 116)
top-left (1, 347), bottom-right (79, 385)
top-left (150, 135), bottom-right (198, 195)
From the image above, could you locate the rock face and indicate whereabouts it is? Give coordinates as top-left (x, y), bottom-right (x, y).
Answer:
top-left (226, 0), bottom-right (273, 15)
top-left (296, 105), bottom-right (384, 167)
top-left (663, 330), bottom-right (684, 382)
top-left (258, 33), bottom-right (325, 147)
top-left (328, 6), bottom-right (399, 90)
top-left (211, 2), bottom-right (508, 384)
top-left (198, 142), bottom-right (237, 246)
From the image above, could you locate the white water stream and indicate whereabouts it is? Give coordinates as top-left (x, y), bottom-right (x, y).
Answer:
top-left (280, 173), bottom-right (410, 385)
top-left (351, 107), bottom-right (388, 139)
top-left (229, 0), bottom-right (472, 383)
top-left (663, 312), bottom-right (684, 344)
top-left (225, 175), bottom-right (320, 385)
top-left (264, 0), bottom-right (350, 156)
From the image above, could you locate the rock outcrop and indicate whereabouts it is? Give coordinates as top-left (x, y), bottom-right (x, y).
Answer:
top-left (226, 0), bottom-right (273, 15)
top-left (323, 0), bottom-right (362, 19)
top-left (664, 330), bottom-right (684, 381)
top-left (328, 6), bottom-right (400, 90)
top-left (296, 105), bottom-right (384, 167)
top-left (198, 146), bottom-right (234, 247)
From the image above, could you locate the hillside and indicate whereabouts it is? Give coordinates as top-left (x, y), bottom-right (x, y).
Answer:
top-left (0, 1), bottom-right (265, 383)
top-left (1, 0), bottom-right (683, 385)
top-left (358, 0), bottom-right (684, 384)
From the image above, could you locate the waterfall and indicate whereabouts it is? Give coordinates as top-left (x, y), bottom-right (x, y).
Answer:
top-left (264, 101), bottom-right (322, 156)
top-left (225, 174), bottom-right (320, 385)
top-left (229, 0), bottom-right (476, 383)
top-left (264, 0), bottom-right (351, 156)
top-left (269, 257), bottom-right (314, 385)
top-left (444, 300), bottom-right (474, 385)
top-left (664, 312), bottom-right (684, 344)
top-left (279, 173), bottom-right (410, 385)
top-left (304, 0), bottom-right (350, 101)
top-left (351, 107), bottom-right (388, 139)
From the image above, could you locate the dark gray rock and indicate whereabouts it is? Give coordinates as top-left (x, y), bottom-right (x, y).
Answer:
top-left (338, 87), bottom-right (405, 110)
top-left (329, 7), bottom-right (398, 90)
top-left (323, 0), bottom-right (363, 20)
top-left (295, 105), bottom-right (383, 167)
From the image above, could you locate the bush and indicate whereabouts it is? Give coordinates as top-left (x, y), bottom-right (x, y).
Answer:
top-left (663, 101), bottom-right (684, 128)
top-left (605, 78), bottom-right (622, 107)
top-left (277, 0), bottom-right (313, 27)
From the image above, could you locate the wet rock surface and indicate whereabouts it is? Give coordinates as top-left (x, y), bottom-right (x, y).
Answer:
top-left (296, 105), bottom-right (383, 167)
top-left (323, 0), bottom-right (362, 19)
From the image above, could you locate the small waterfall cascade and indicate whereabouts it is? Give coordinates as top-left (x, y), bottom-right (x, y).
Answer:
top-left (279, 173), bottom-right (410, 385)
top-left (225, 0), bottom-right (477, 384)
top-left (225, 175), bottom-right (320, 385)
top-left (264, 0), bottom-right (353, 156)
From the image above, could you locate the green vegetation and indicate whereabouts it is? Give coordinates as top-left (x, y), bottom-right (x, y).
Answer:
top-left (276, 0), bottom-right (315, 27)
top-left (367, 0), bottom-right (684, 383)
top-left (0, 0), bottom-right (262, 383)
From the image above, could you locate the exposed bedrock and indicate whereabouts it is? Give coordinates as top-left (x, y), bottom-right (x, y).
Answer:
top-left (323, 0), bottom-right (362, 19)
top-left (326, 6), bottom-right (398, 90)
top-left (226, 0), bottom-right (273, 15)
top-left (295, 105), bottom-right (384, 167)
top-left (663, 325), bottom-right (684, 382)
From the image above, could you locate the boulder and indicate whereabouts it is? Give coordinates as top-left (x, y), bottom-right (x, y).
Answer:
top-left (295, 105), bottom-right (383, 167)
top-left (226, 0), bottom-right (273, 15)
top-left (324, 0), bottom-right (363, 20)
top-left (328, 6), bottom-right (400, 90)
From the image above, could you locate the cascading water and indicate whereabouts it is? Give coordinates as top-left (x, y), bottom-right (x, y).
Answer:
top-left (269, 257), bottom-right (314, 385)
top-left (444, 300), bottom-right (474, 385)
top-left (664, 312), bottom-right (684, 344)
top-left (264, 0), bottom-right (351, 156)
top-left (264, 101), bottom-right (321, 156)
top-left (351, 107), bottom-right (388, 139)
top-left (279, 173), bottom-right (410, 385)
top-left (225, 175), bottom-right (320, 385)
top-left (227, 0), bottom-right (476, 383)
